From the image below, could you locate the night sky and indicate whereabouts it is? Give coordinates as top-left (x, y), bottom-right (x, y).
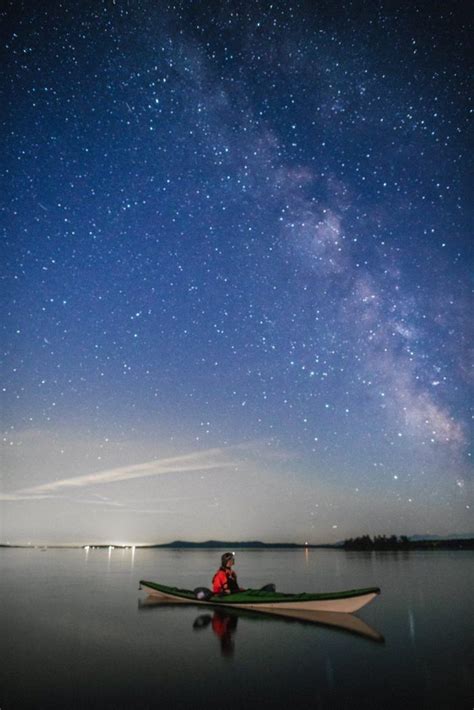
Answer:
top-left (2, 1), bottom-right (472, 544)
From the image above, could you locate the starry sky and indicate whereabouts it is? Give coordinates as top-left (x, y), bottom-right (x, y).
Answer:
top-left (1, 1), bottom-right (472, 545)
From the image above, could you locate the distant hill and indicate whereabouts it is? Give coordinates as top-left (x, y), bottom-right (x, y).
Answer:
top-left (142, 540), bottom-right (330, 549)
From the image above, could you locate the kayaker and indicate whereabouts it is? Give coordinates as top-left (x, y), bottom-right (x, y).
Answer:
top-left (212, 552), bottom-right (243, 595)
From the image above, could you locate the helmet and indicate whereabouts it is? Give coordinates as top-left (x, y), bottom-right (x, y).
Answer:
top-left (221, 552), bottom-right (234, 567)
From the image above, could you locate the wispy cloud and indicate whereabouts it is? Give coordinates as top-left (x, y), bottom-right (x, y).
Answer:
top-left (0, 493), bottom-right (60, 502)
top-left (0, 491), bottom-right (186, 517)
top-left (98, 506), bottom-right (176, 515)
top-left (1, 442), bottom-right (281, 502)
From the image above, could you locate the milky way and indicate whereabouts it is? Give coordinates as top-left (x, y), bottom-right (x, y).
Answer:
top-left (2, 2), bottom-right (472, 544)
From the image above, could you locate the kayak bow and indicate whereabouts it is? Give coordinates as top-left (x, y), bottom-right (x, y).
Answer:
top-left (139, 580), bottom-right (380, 614)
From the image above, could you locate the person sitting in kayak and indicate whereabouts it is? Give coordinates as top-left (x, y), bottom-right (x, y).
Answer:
top-left (212, 552), bottom-right (243, 595)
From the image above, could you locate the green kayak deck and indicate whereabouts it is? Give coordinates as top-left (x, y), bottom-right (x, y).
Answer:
top-left (139, 580), bottom-right (381, 613)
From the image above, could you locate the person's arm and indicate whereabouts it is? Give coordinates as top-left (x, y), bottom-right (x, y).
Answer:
top-left (234, 573), bottom-right (245, 592)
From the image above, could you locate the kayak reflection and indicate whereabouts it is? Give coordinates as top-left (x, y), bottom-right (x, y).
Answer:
top-left (138, 597), bottom-right (384, 644)
top-left (193, 611), bottom-right (238, 657)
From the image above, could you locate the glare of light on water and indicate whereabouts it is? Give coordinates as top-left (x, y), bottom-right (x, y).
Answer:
top-left (408, 609), bottom-right (416, 643)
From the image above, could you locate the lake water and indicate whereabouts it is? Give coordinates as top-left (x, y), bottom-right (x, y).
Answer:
top-left (0, 547), bottom-right (472, 709)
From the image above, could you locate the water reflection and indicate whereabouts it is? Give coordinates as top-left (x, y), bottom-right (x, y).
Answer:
top-left (138, 597), bottom-right (384, 646)
top-left (193, 611), bottom-right (238, 657)
top-left (408, 608), bottom-right (416, 643)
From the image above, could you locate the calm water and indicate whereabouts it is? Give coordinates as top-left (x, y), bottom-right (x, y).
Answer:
top-left (0, 548), bottom-right (473, 709)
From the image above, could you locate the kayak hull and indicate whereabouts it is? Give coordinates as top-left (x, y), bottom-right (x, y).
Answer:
top-left (139, 580), bottom-right (380, 614)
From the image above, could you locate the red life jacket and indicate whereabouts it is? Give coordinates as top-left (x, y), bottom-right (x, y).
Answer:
top-left (212, 567), bottom-right (239, 594)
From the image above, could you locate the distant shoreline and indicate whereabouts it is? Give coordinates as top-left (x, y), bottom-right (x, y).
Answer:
top-left (342, 537), bottom-right (474, 551)
top-left (1, 537), bottom-right (473, 550)
top-left (0, 541), bottom-right (334, 550)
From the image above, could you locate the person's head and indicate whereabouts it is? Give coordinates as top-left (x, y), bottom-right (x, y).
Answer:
top-left (221, 552), bottom-right (235, 569)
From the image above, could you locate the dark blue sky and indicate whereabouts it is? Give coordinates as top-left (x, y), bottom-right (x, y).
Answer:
top-left (2, 1), bottom-right (472, 544)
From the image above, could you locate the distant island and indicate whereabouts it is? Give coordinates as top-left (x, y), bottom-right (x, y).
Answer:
top-left (140, 540), bottom-right (332, 549)
top-left (1, 535), bottom-right (473, 550)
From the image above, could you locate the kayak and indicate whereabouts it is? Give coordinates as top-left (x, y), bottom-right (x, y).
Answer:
top-left (139, 580), bottom-right (381, 614)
